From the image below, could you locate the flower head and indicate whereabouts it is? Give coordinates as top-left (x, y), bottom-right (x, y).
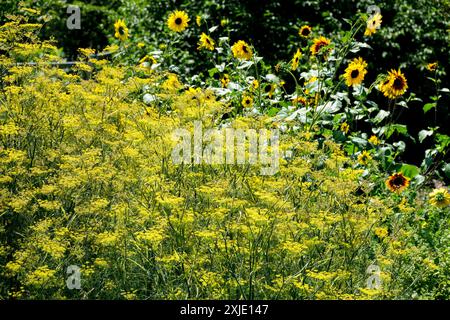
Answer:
top-left (380, 69), bottom-right (408, 99)
top-left (358, 151), bottom-right (372, 166)
top-left (264, 83), bottom-right (276, 98)
top-left (114, 19), bottom-right (129, 41)
top-left (427, 62), bottom-right (438, 72)
top-left (310, 36), bottom-right (331, 55)
top-left (241, 94), bottom-right (253, 108)
top-left (386, 173), bottom-right (410, 193)
top-left (429, 188), bottom-right (450, 208)
top-left (365, 13), bottom-right (382, 36)
top-left (167, 10), bottom-right (190, 32)
top-left (291, 49), bottom-right (302, 70)
top-left (198, 33), bottom-right (215, 51)
top-left (220, 74), bottom-right (230, 88)
top-left (344, 57), bottom-right (368, 86)
top-left (231, 40), bottom-right (253, 60)
top-left (252, 79), bottom-right (259, 90)
top-left (340, 122), bottom-right (350, 134)
top-left (368, 135), bottom-right (380, 146)
top-left (299, 25), bottom-right (312, 38)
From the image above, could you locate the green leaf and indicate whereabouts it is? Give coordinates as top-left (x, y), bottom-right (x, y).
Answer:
top-left (350, 137), bottom-right (367, 147)
top-left (344, 143), bottom-right (358, 155)
top-left (267, 107), bottom-right (280, 117)
top-left (423, 102), bottom-right (436, 113)
top-left (400, 164), bottom-right (420, 179)
top-left (418, 129), bottom-right (434, 143)
top-left (373, 110), bottom-right (390, 124)
top-left (443, 163), bottom-right (450, 178)
top-left (386, 124), bottom-right (408, 139)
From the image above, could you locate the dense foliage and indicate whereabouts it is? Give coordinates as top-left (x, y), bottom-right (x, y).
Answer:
top-left (0, 1), bottom-right (449, 300)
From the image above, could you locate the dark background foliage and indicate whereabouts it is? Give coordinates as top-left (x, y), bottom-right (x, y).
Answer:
top-left (1, 0), bottom-right (449, 165)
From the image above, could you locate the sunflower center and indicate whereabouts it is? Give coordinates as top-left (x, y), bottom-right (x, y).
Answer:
top-left (351, 69), bottom-right (360, 78)
top-left (118, 26), bottom-right (125, 35)
top-left (302, 29), bottom-right (310, 36)
top-left (206, 38), bottom-right (211, 44)
top-left (436, 193), bottom-right (445, 201)
top-left (392, 176), bottom-right (404, 186)
top-left (265, 85), bottom-right (272, 93)
top-left (393, 78), bottom-right (403, 90)
top-left (242, 45), bottom-right (248, 53)
top-left (175, 17), bottom-right (182, 25)
top-left (245, 99), bottom-right (250, 104)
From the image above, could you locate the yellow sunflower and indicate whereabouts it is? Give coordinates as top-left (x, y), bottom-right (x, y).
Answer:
top-left (380, 69), bottom-right (408, 99)
top-left (427, 62), bottom-right (438, 72)
top-left (264, 83), bottom-right (276, 98)
top-left (231, 40), bottom-right (253, 60)
top-left (357, 150), bottom-right (372, 166)
top-left (167, 10), bottom-right (190, 32)
top-left (291, 49), bottom-right (302, 70)
top-left (344, 57), bottom-right (368, 86)
top-left (292, 96), bottom-right (307, 106)
top-left (368, 135), bottom-right (380, 146)
top-left (241, 95), bottom-right (253, 108)
top-left (364, 13), bottom-right (382, 36)
top-left (385, 172), bottom-right (410, 193)
top-left (429, 188), bottom-right (450, 208)
top-left (198, 33), bottom-right (215, 51)
top-left (340, 122), bottom-right (350, 134)
top-left (114, 19), bottom-right (129, 41)
top-left (220, 74), bottom-right (230, 88)
top-left (310, 36), bottom-right (331, 55)
top-left (196, 15), bottom-right (202, 27)
top-left (299, 25), bottom-right (312, 38)
top-left (252, 79), bottom-right (259, 90)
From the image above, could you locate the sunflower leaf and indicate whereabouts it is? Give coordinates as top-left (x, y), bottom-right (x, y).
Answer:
top-left (400, 164), bottom-right (420, 179)
top-left (423, 102), bottom-right (436, 113)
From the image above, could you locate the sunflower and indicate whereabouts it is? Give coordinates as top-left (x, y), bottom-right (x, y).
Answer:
top-left (231, 40), bottom-right (253, 60)
top-left (380, 69), bottom-right (408, 99)
top-left (310, 36), bottom-right (331, 55)
top-left (220, 74), bottom-right (230, 88)
top-left (340, 122), bottom-right (350, 134)
top-left (344, 57), bottom-right (368, 86)
top-left (196, 15), bottom-right (201, 27)
top-left (198, 33), bottom-right (215, 51)
top-left (291, 49), bottom-right (302, 70)
top-left (167, 10), bottom-right (190, 32)
top-left (358, 151), bottom-right (372, 166)
top-left (292, 96), bottom-right (307, 106)
top-left (114, 19), bottom-right (129, 41)
top-left (264, 83), bottom-right (276, 98)
top-left (386, 172), bottom-right (410, 193)
top-left (429, 188), bottom-right (450, 208)
top-left (252, 79), bottom-right (259, 90)
top-left (368, 135), bottom-right (380, 146)
top-left (364, 13), bottom-right (382, 36)
top-left (299, 25), bottom-right (312, 38)
top-left (241, 95), bottom-right (253, 108)
top-left (427, 62), bottom-right (438, 72)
